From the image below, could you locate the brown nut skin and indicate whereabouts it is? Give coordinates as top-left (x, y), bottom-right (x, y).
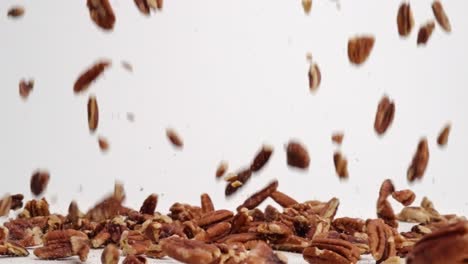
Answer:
top-left (348, 36), bottom-right (375, 65)
top-left (308, 63), bottom-right (321, 93)
top-left (286, 141), bottom-right (310, 169)
top-left (432, 1), bottom-right (451, 33)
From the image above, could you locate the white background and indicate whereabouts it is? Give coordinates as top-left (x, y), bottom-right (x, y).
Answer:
top-left (0, 0), bottom-right (467, 262)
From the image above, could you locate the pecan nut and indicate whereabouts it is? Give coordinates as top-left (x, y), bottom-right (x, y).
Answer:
top-left (366, 219), bottom-right (396, 263)
top-left (392, 189), bottom-right (415, 206)
top-left (7, 6), bottom-right (25, 18)
top-left (245, 241), bottom-right (287, 264)
top-left (200, 193), bottom-right (215, 213)
top-left (303, 238), bottom-right (360, 264)
top-left (74, 61), bottom-right (111, 93)
top-left (140, 194), bottom-right (158, 215)
top-left (432, 1), bottom-right (451, 33)
top-left (407, 138), bottom-right (429, 182)
top-left (332, 132), bottom-right (344, 145)
top-left (250, 145), bottom-right (274, 172)
top-left (225, 168), bottom-right (252, 196)
top-left (270, 191), bottom-right (298, 208)
top-left (308, 62), bottom-right (321, 92)
top-left (437, 123), bottom-right (451, 146)
top-left (166, 128), bottom-right (183, 148)
top-left (30, 170), bottom-right (50, 196)
top-left (374, 96), bottom-right (395, 135)
top-left (0, 242), bottom-right (29, 257)
top-left (87, 0), bottom-right (116, 30)
top-left (417, 21), bottom-right (435, 45)
top-left (397, 3), bottom-right (414, 37)
top-left (196, 210), bottom-right (233, 227)
top-left (22, 198), bottom-right (50, 217)
top-left (377, 179), bottom-right (397, 228)
top-left (215, 161), bottom-right (229, 178)
top-left (286, 141), bottom-right (310, 169)
top-left (347, 36), bottom-right (375, 65)
top-left (0, 195), bottom-right (12, 216)
top-left (237, 180), bottom-right (278, 211)
top-left (123, 254), bottom-right (147, 264)
top-left (88, 95), bottom-right (99, 133)
top-left (302, 0), bottom-right (312, 14)
top-left (160, 236), bottom-right (221, 264)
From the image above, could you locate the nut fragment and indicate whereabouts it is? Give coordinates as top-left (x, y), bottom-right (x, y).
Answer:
top-left (7, 6), bottom-right (24, 18)
top-left (392, 190), bottom-right (416, 206)
top-left (74, 61), bottom-right (111, 93)
top-left (88, 95), bottom-right (99, 133)
top-left (302, 0), bottom-right (312, 14)
top-left (200, 193), bottom-right (214, 213)
top-left (348, 36), bottom-right (375, 65)
top-left (98, 136), bottom-right (110, 151)
top-left (225, 168), bottom-right (252, 196)
top-left (432, 1), bottom-right (451, 33)
top-left (166, 128), bottom-right (183, 148)
top-left (140, 194), bottom-right (158, 215)
top-left (308, 63), bottom-right (321, 93)
top-left (377, 179), bottom-right (398, 228)
top-left (437, 123), bottom-right (451, 146)
top-left (333, 151), bottom-right (349, 179)
top-left (246, 241), bottom-right (287, 264)
top-left (417, 21), bottom-right (435, 45)
top-left (87, 0), bottom-right (115, 30)
top-left (250, 145), bottom-right (274, 172)
top-left (237, 180), bottom-right (278, 211)
top-left (374, 96), bottom-right (395, 135)
top-left (0, 242), bottom-right (29, 257)
top-left (101, 244), bottom-right (120, 264)
top-left (407, 138), bottom-right (429, 182)
top-left (215, 161), bottom-right (228, 178)
top-left (19, 79), bottom-right (34, 99)
top-left (332, 132), bottom-right (344, 145)
top-left (397, 3), bottom-right (414, 37)
top-left (286, 141), bottom-right (310, 169)
top-left (30, 170), bottom-right (50, 196)
top-left (303, 238), bottom-right (360, 264)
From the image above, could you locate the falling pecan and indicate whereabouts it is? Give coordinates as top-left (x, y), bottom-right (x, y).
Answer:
top-left (74, 61), bottom-right (110, 93)
top-left (397, 207), bottom-right (432, 224)
top-left (250, 145), bottom-right (274, 172)
top-left (200, 193), bottom-right (215, 213)
top-left (140, 194), bottom-right (158, 215)
top-left (286, 141), bottom-right (310, 169)
top-left (407, 138), bottom-right (429, 182)
top-left (0, 195), bottom-right (12, 217)
top-left (237, 180), bottom-right (278, 211)
top-left (7, 6), bottom-right (24, 18)
top-left (225, 168), bottom-right (252, 196)
top-left (10, 194), bottom-right (24, 210)
top-left (333, 151), bottom-right (349, 179)
top-left (270, 191), bottom-right (298, 208)
top-left (87, 0), bottom-right (115, 30)
top-left (367, 219), bottom-right (397, 263)
top-left (166, 128), bottom-right (183, 148)
top-left (0, 242), bottom-right (29, 257)
top-left (88, 95), bottom-right (99, 133)
top-left (98, 136), bottom-right (110, 151)
top-left (332, 132), bottom-right (344, 145)
top-left (407, 221), bottom-right (468, 264)
top-left (437, 123), bottom-right (451, 146)
top-left (101, 244), bottom-right (120, 264)
top-left (348, 36), bottom-right (375, 65)
top-left (19, 79), bottom-right (34, 99)
top-left (417, 21), bottom-right (435, 45)
top-left (374, 96), bottom-right (395, 135)
top-left (308, 62), bottom-right (321, 92)
top-left (377, 179), bottom-right (398, 228)
top-left (123, 254), bottom-right (147, 264)
top-left (215, 161), bottom-right (228, 178)
top-left (30, 170), bottom-right (50, 196)
top-left (392, 190), bottom-right (416, 206)
top-left (160, 236), bottom-right (221, 264)
top-left (302, 0), bottom-right (312, 14)
top-left (397, 3), bottom-right (414, 37)
top-left (303, 238), bottom-right (360, 264)
top-left (134, 0), bottom-right (149, 15)
top-left (432, 1), bottom-right (451, 33)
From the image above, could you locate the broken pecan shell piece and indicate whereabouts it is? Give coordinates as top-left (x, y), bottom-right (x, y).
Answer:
top-left (397, 3), bottom-right (414, 37)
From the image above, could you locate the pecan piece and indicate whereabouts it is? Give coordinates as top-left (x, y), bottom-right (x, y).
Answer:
top-left (397, 3), bottom-right (414, 37)
top-left (225, 168), bottom-right (252, 196)
top-left (74, 60), bottom-right (111, 93)
top-left (0, 226), bottom-right (8, 243)
top-left (374, 96), bottom-right (395, 135)
top-left (333, 151), bottom-right (349, 179)
top-left (166, 128), bottom-right (183, 148)
top-left (270, 191), bottom-right (298, 208)
top-left (10, 194), bottom-right (24, 210)
top-left (7, 6), bottom-right (25, 18)
top-left (377, 179), bottom-right (397, 228)
top-left (23, 198), bottom-right (50, 217)
top-left (417, 21), bottom-right (435, 45)
top-left (332, 132), bottom-right (344, 145)
top-left (0, 242), bottom-right (29, 257)
top-left (200, 193), bottom-right (215, 213)
top-left (366, 219), bottom-right (396, 263)
top-left (30, 170), bottom-right (50, 196)
top-left (123, 254), bottom-right (147, 264)
top-left (432, 1), bottom-right (451, 33)
top-left (87, 0), bottom-right (115, 30)
top-left (407, 221), bottom-right (468, 264)
top-left (237, 180), bottom-right (278, 211)
top-left (286, 141), bottom-right (310, 169)
top-left (88, 95), bottom-right (99, 133)
top-left (264, 205), bottom-right (280, 222)
top-left (392, 189), bottom-right (415, 206)
top-left (303, 238), bottom-right (360, 264)
top-left (347, 35), bottom-right (375, 65)
top-left (302, 0), bottom-right (312, 14)
top-left (407, 138), bottom-right (429, 182)
top-left (196, 210), bottom-right (233, 227)
top-left (215, 161), bottom-right (229, 178)
top-left (0, 195), bottom-right (12, 216)
top-left (140, 194), bottom-right (158, 215)
top-left (203, 222), bottom-right (231, 242)
top-left (437, 123), bottom-right (451, 146)
top-left (120, 230), bottom-right (152, 256)
top-left (98, 136), bottom-right (110, 152)
top-left (271, 235), bottom-right (311, 253)
top-left (332, 217), bottom-right (366, 234)
top-left (19, 79), bottom-right (34, 99)
top-left (250, 145), bottom-right (274, 172)
top-left (245, 241), bottom-right (287, 264)
top-left (160, 236), bottom-right (221, 264)
top-left (308, 62), bottom-right (321, 92)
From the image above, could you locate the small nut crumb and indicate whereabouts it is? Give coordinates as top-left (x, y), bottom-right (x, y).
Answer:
top-left (7, 6), bottom-right (24, 18)
top-left (30, 170), bottom-right (50, 196)
top-left (19, 79), bottom-right (34, 99)
top-left (88, 95), bottom-right (99, 133)
top-left (333, 151), bottom-right (349, 179)
top-left (286, 141), bottom-right (310, 169)
top-left (216, 161), bottom-right (229, 178)
top-left (437, 123), bottom-right (451, 146)
top-left (166, 128), bottom-right (183, 148)
top-left (308, 62), bottom-right (321, 93)
top-left (121, 61), bottom-right (133, 72)
top-left (98, 137), bottom-right (110, 152)
top-left (231, 181), bottom-right (243, 188)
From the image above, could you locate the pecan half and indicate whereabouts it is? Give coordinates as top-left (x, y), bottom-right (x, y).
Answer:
top-left (270, 191), bottom-right (298, 208)
top-left (271, 235), bottom-right (311, 253)
top-left (417, 21), bottom-right (435, 45)
top-left (88, 95), bottom-right (99, 133)
top-left (432, 1), bottom-right (451, 33)
top-left (87, 0), bottom-right (115, 30)
top-left (19, 79), bottom-right (34, 99)
top-left (377, 179), bottom-right (397, 228)
top-left (30, 170), bottom-right (50, 196)
top-left (225, 168), bottom-right (252, 196)
top-left (201, 193), bottom-right (215, 213)
top-left (215, 161), bottom-right (228, 178)
top-left (196, 210), bottom-right (233, 227)
top-left (250, 145), bottom-right (274, 172)
top-left (332, 132), bottom-right (344, 145)
top-left (7, 6), bottom-right (24, 18)
top-left (74, 61), bottom-right (111, 93)
top-left (0, 242), bottom-right (29, 257)
top-left (308, 62), bottom-right (321, 92)
top-left (397, 3), bottom-right (414, 37)
top-left (245, 241), bottom-right (287, 264)
top-left (302, 0), bottom-right (312, 14)
top-left (407, 138), bottom-right (429, 182)
top-left (286, 141), bottom-right (310, 169)
top-left (140, 194), bottom-right (158, 215)
top-left (34, 229), bottom-right (90, 261)
top-left (237, 180), bottom-right (278, 211)
top-left (347, 36), bottom-right (375, 65)
top-left (332, 217), bottom-right (366, 234)
top-left (166, 128), bottom-right (183, 148)
top-left (333, 151), bottom-right (349, 179)
top-left (0, 195), bottom-right (12, 216)
top-left (86, 196), bottom-right (125, 222)
top-left (392, 190), bottom-right (415, 206)
top-left (120, 230), bottom-right (152, 256)
top-left (407, 221), bottom-right (468, 264)
top-left (123, 254), bottom-right (147, 264)
top-left (303, 238), bottom-right (360, 264)
top-left (437, 123), bottom-right (451, 146)
top-left (160, 236), bottom-right (221, 264)
top-left (23, 198), bottom-right (50, 217)
top-left (366, 219), bottom-right (396, 263)
top-left (203, 222), bottom-right (231, 242)
top-left (374, 96), bottom-right (395, 135)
